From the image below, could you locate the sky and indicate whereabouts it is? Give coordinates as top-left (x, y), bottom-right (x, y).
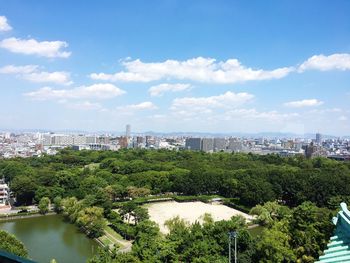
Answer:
top-left (0, 0), bottom-right (350, 135)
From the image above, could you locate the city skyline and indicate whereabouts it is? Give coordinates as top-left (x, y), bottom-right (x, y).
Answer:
top-left (1, 1), bottom-right (350, 135)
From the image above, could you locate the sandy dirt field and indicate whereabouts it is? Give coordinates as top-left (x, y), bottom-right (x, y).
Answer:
top-left (145, 201), bottom-right (253, 234)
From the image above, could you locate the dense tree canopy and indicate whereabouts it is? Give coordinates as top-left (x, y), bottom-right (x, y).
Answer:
top-left (0, 149), bottom-right (348, 262)
top-left (1, 149), bottom-right (349, 209)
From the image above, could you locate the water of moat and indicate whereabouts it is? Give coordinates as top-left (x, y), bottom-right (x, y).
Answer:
top-left (0, 214), bottom-right (99, 263)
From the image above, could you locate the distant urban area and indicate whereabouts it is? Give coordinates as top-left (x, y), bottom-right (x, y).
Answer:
top-left (0, 125), bottom-right (349, 160)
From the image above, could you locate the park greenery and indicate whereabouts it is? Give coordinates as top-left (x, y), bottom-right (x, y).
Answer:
top-left (0, 149), bottom-right (349, 262)
top-left (38, 196), bottom-right (50, 214)
top-left (0, 230), bottom-right (28, 258)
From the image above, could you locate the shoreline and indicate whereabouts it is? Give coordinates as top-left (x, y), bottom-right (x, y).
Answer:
top-left (0, 212), bottom-right (56, 221)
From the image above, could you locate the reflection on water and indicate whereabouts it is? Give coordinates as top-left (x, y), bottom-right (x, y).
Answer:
top-left (0, 214), bottom-right (98, 263)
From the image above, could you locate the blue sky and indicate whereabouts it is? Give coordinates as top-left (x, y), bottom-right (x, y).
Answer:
top-left (0, 0), bottom-right (349, 135)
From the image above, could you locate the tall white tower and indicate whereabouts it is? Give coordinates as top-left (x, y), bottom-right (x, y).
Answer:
top-left (126, 124), bottom-right (131, 138)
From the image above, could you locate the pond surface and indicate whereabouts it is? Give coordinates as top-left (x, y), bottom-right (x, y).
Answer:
top-left (0, 214), bottom-right (99, 263)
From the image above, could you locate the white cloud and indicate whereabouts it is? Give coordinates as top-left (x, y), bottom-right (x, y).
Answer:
top-left (165, 105), bottom-right (301, 133)
top-left (23, 71), bottom-right (72, 85)
top-left (24, 83), bottom-right (125, 100)
top-left (299, 54), bottom-right (350, 72)
top-left (284, 99), bottom-right (323, 108)
top-left (90, 53), bottom-right (350, 85)
top-left (149, 83), bottom-right (192, 97)
top-left (0, 16), bottom-right (12, 31)
top-left (0, 64), bottom-right (72, 85)
top-left (308, 108), bottom-right (342, 114)
top-left (0, 37), bottom-right (71, 58)
top-left (171, 91), bottom-right (254, 113)
top-left (90, 57), bottom-right (294, 84)
top-left (223, 109), bottom-right (299, 121)
top-left (0, 65), bottom-right (38, 74)
top-left (338, 115), bottom-right (348, 121)
top-left (119, 101), bottom-right (158, 111)
top-left (66, 101), bottom-right (103, 111)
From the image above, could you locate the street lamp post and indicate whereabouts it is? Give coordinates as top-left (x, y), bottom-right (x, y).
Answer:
top-left (233, 231), bottom-right (237, 263)
top-left (228, 231), bottom-right (237, 263)
top-left (229, 232), bottom-right (231, 263)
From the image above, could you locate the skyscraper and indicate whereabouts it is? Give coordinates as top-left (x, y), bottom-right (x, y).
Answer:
top-left (201, 138), bottom-right (214, 152)
top-left (316, 133), bottom-right (322, 145)
top-left (214, 138), bottom-right (226, 152)
top-left (126, 124), bottom-right (131, 138)
top-left (185, 138), bottom-right (201, 151)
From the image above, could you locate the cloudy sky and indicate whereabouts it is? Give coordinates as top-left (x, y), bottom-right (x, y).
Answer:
top-left (0, 1), bottom-right (350, 135)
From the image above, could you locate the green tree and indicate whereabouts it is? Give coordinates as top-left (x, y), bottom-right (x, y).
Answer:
top-left (76, 206), bottom-right (106, 238)
top-left (132, 220), bottom-right (162, 262)
top-left (0, 230), bottom-right (28, 258)
top-left (79, 176), bottom-right (108, 196)
top-left (38, 197), bottom-right (50, 214)
top-left (61, 197), bottom-right (84, 223)
top-left (126, 186), bottom-right (151, 198)
top-left (0, 161), bottom-right (30, 181)
top-left (119, 202), bottom-right (138, 224)
top-left (133, 206), bottom-right (149, 225)
top-left (53, 196), bottom-right (63, 213)
top-left (288, 202), bottom-right (333, 261)
top-left (250, 201), bottom-right (291, 226)
top-left (255, 221), bottom-right (296, 262)
top-left (11, 175), bottom-right (38, 205)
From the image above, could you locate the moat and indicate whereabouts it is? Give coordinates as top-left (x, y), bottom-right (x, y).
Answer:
top-left (0, 214), bottom-right (98, 263)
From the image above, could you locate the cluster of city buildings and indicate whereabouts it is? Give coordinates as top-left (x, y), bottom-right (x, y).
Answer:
top-left (185, 133), bottom-right (350, 159)
top-left (0, 126), bottom-right (167, 158)
top-left (0, 127), bottom-right (349, 160)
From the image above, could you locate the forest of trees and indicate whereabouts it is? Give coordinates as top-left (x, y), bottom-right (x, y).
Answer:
top-left (1, 149), bottom-right (349, 262)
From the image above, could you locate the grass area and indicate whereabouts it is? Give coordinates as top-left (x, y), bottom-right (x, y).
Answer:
top-left (99, 235), bottom-right (113, 246)
top-left (97, 221), bottom-right (133, 251)
top-left (105, 225), bottom-right (124, 240)
top-left (223, 198), bottom-right (253, 213)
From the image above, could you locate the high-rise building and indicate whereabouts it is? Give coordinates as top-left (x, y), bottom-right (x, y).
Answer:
top-left (126, 124), bottom-right (131, 138)
top-left (136, 136), bottom-right (145, 144)
top-left (185, 138), bottom-right (201, 151)
top-left (97, 136), bottom-right (110, 144)
top-left (305, 142), bottom-right (327, 158)
top-left (51, 135), bottom-right (73, 145)
top-left (86, 136), bottom-right (97, 144)
top-left (227, 138), bottom-right (243, 152)
top-left (214, 138), bottom-right (226, 152)
top-left (42, 134), bottom-right (52, 146)
top-left (73, 135), bottom-right (87, 145)
top-left (145, 136), bottom-right (156, 147)
top-left (316, 133), bottom-right (322, 145)
top-left (118, 136), bottom-right (128, 148)
top-left (201, 138), bottom-right (214, 152)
